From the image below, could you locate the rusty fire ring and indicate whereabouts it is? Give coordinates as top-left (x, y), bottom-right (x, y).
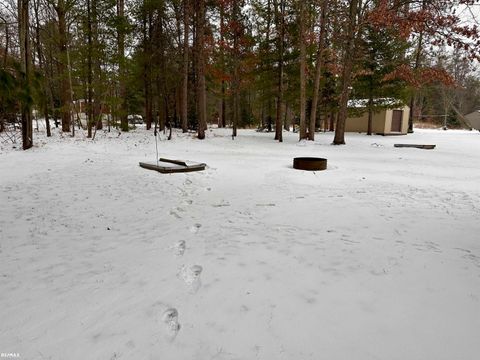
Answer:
top-left (293, 157), bottom-right (327, 171)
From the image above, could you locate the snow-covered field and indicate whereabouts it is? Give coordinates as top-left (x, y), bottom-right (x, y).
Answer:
top-left (1, 126), bottom-right (479, 360)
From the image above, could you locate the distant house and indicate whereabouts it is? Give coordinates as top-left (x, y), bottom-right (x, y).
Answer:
top-left (345, 99), bottom-right (410, 135)
top-left (73, 99), bottom-right (87, 113)
top-left (464, 110), bottom-right (480, 130)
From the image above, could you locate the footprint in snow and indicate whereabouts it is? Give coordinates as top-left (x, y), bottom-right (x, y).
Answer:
top-left (178, 265), bottom-right (203, 293)
top-left (174, 240), bottom-right (186, 256)
top-left (169, 210), bottom-right (182, 219)
top-left (162, 308), bottom-right (181, 341)
top-left (189, 223), bottom-right (202, 233)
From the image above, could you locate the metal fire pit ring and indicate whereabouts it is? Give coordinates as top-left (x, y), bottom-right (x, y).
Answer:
top-left (293, 157), bottom-right (327, 171)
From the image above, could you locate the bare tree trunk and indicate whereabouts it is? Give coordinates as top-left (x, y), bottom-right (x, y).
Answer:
top-left (219, 2), bottom-right (226, 128)
top-left (232, 90), bottom-right (238, 137)
top-left (164, 94), bottom-right (169, 131)
top-left (309, 0), bottom-right (328, 141)
top-left (333, 0), bottom-right (359, 145)
top-left (329, 112), bottom-right (335, 131)
top-left (111, 86), bottom-right (117, 129)
top-left (2, 21), bottom-right (8, 68)
top-left (86, 0), bottom-right (93, 138)
top-left (299, 0), bottom-right (307, 140)
top-left (145, 57), bottom-right (153, 130)
top-left (45, 37), bottom-right (58, 130)
top-left (367, 85), bottom-right (373, 135)
top-left (0, 22), bottom-right (8, 131)
top-left (66, 45), bottom-right (76, 136)
top-left (181, 0), bottom-right (189, 132)
top-left (118, 0), bottom-right (128, 132)
top-left (284, 104), bottom-right (289, 131)
top-left (19, 0), bottom-right (33, 149)
top-left (221, 83), bottom-right (226, 127)
top-left (92, 0), bottom-right (102, 131)
top-left (274, 0), bottom-right (285, 142)
top-left (56, 1), bottom-right (71, 132)
top-left (196, 0), bottom-right (207, 139)
top-left (263, 0), bottom-right (272, 131)
top-left (158, 7), bottom-right (170, 132)
top-left (33, 0), bottom-right (51, 137)
top-left (231, 0), bottom-right (241, 138)
top-left (408, 30), bottom-right (424, 133)
top-left (142, 2), bottom-right (153, 130)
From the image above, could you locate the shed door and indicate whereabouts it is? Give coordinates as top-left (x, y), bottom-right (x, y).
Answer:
top-left (391, 110), bottom-right (403, 132)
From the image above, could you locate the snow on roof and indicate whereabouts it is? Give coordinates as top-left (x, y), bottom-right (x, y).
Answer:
top-left (347, 98), bottom-right (404, 108)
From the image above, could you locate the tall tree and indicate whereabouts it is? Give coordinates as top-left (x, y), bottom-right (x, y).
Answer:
top-left (181, 0), bottom-right (189, 132)
top-left (33, 0), bottom-right (51, 137)
top-left (298, 0), bottom-right (307, 140)
top-left (86, 0), bottom-right (94, 138)
top-left (333, 0), bottom-right (360, 145)
top-left (196, 0), bottom-right (207, 139)
top-left (219, 0), bottom-right (226, 128)
top-left (353, 24), bottom-right (408, 135)
top-left (309, 0), bottom-right (328, 141)
top-left (18, 0), bottom-right (33, 149)
top-left (139, 0), bottom-right (153, 130)
top-left (117, 0), bottom-right (128, 132)
top-left (274, 0), bottom-right (285, 142)
top-left (231, 0), bottom-right (242, 138)
top-left (52, 0), bottom-right (72, 133)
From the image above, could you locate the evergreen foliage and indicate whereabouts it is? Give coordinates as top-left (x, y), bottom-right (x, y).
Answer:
top-left (1, 0), bottom-right (480, 147)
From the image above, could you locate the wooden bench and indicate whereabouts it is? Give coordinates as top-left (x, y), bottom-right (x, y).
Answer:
top-left (394, 144), bottom-right (436, 150)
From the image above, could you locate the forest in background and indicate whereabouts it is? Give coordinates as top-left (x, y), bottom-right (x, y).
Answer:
top-left (2, 0), bottom-right (480, 150)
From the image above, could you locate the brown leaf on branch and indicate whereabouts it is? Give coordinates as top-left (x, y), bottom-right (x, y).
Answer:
top-left (384, 64), bottom-right (455, 88)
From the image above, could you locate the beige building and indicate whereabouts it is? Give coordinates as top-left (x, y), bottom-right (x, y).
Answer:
top-left (345, 102), bottom-right (410, 135)
top-left (464, 111), bottom-right (480, 130)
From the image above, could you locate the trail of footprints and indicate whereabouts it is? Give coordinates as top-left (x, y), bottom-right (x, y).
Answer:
top-left (162, 177), bottom-right (212, 341)
top-left (162, 222), bottom-right (204, 341)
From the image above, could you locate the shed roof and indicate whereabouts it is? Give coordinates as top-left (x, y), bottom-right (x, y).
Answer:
top-left (347, 98), bottom-right (406, 109)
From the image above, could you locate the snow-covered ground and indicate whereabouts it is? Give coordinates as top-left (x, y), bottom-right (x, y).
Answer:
top-left (1, 126), bottom-right (479, 360)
